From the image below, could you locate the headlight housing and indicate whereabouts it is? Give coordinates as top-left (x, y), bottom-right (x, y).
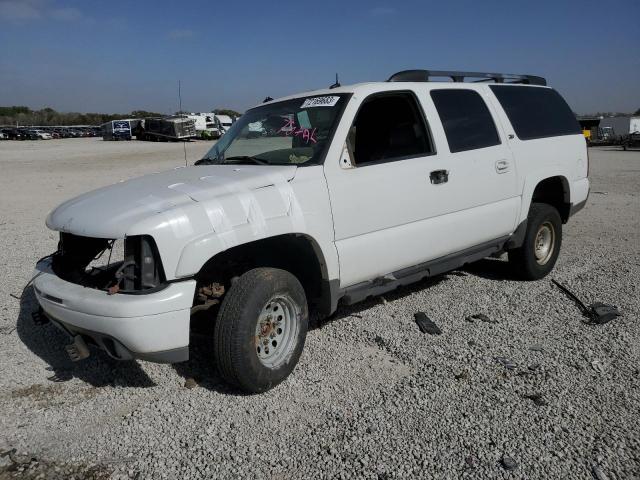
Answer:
top-left (51, 233), bottom-right (165, 293)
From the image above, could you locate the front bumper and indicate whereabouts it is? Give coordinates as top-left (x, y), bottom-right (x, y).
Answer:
top-left (33, 259), bottom-right (196, 363)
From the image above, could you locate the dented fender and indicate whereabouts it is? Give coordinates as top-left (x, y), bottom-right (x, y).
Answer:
top-left (173, 166), bottom-right (339, 280)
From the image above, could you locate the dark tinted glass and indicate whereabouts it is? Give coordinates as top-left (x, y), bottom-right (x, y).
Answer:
top-left (351, 93), bottom-right (433, 165)
top-left (490, 86), bottom-right (581, 140)
top-left (430, 89), bottom-right (501, 153)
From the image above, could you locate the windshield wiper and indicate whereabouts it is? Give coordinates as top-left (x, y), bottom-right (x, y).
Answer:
top-left (195, 157), bottom-right (218, 165)
top-left (223, 155), bottom-right (269, 165)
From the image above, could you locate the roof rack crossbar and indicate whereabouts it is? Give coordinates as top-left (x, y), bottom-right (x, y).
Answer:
top-left (387, 70), bottom-right (546, 86)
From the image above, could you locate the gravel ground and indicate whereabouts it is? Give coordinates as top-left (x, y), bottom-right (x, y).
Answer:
top-left (0, 139), bottom-right (638, 479)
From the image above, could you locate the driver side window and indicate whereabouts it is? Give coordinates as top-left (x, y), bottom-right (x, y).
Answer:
top-left (349, 92), bottom-right (434, 166)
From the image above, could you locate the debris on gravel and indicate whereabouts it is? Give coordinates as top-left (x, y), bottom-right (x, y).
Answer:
top-left (591, 464), bottom-right (609, 480)
top-left (501, 454), bottom-right (518, 471)
top-left (465, 313), bottom-right (498, 323)
top-left (552, 279), bottom-right (622, 325)
top-left (0, 448), bottom-right (111, 480)
top-left (184, 377), bottom-right (198, 389)
top-left (413, 312), bottom-right (442, 334)
top-left (523, 393), bottom-right (548, 406)
top-left (494, 356), bottom-right (517, 370)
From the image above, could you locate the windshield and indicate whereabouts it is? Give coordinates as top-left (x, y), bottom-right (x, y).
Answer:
top-left (197, 94), bottom-right (348, 166)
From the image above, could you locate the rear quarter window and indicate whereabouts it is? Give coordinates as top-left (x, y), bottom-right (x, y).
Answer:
top-left (489, 85), bottom-right (581, 140)
top-left (430, 89), bottom-right (501, 153)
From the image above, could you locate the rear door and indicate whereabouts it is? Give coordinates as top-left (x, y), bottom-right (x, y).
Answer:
top-left (427, 87), bottom-right (520, 247)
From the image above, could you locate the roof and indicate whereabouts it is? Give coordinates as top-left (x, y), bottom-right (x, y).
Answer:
top-left (255, 80), bottom-right (549, 110)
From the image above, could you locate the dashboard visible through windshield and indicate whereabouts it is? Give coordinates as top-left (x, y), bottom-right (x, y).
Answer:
top-left (197, 94), bottom-right (349, 166)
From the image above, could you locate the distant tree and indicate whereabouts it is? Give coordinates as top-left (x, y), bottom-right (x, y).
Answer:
top-left (634, 108), bottom-right (640, 116)
top-left (130, 110), bottom-right (164, 118)
top-left (0, 106), bottom-right (32, 116)
top-left (213, 108), bottom-right (242, 118)
top-left (0, 106), bottom-right (167, 126)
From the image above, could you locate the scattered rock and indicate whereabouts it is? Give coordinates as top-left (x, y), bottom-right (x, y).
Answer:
top-left (374, 336), bottom-right (386, 348)
top-left (529, 344), bottom-right (544, 352)
top-left (528, 363), bottom-right (541, 371)
top-left (501, 453), bottom-right (518, 471)
top-left (495, 357), bottom-right (517, 370)
top-left (466, 313), bottom-right (498, 324)
top-left (47, 370), bottom-right (73, 383)
top-left (591, 464), bottom-right (609, 480)
top-left (591, 360), bottom-right (605, 373)
top-left (464, 455), bottom-right (477, 468)
top-left (184, 378), bottom-right (198, 389)
top-left (523, 393), bottom-right (548, 406)
top-left (454, 371), bottom-right (469, 380)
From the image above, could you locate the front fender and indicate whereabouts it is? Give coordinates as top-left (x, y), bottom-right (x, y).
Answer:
top-left (174, 166), bottom-right (339, 280)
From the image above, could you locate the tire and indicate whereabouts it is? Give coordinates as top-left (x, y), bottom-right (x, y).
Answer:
top-left (214, 268), bottom-right (309, 393)
top-left (508, 203), bottom-right (562, 280)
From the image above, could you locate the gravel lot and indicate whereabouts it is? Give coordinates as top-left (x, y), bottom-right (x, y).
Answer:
top-left (0, 139), bottom-right (638, 479)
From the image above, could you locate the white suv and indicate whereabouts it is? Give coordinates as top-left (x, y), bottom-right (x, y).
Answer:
top-left (33, 70), bottom-right (589, 392)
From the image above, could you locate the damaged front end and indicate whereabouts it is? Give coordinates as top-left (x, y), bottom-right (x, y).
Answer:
top-left (51, 232), bottom-right (165, 294)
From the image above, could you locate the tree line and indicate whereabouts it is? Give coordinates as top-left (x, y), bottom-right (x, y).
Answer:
top-left (0, 106), bottom-right (165, 126)
top-left (1, 106), bottom-right (244, 127)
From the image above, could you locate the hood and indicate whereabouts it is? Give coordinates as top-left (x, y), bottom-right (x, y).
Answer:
top-left (46, 164), bottom-right (298, 238)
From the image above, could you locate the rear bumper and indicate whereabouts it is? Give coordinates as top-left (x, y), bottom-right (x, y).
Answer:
top-left (33, 259), bottom-right (195, 363)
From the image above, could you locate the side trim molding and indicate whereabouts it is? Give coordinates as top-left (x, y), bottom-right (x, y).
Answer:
top-left (337, 236), bottom-right (510, 307)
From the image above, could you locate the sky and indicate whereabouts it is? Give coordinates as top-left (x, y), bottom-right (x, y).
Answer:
top-left (0, 0), bottom-right (638, 115)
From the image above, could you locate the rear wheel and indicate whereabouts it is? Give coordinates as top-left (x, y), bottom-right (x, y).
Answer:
top-left (213, 268), bottom-right (308, 393)
top-left (509, 203), bottom-right (562, 280)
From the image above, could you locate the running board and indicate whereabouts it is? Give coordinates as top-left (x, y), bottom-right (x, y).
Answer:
top-left (340, 236), bottom-right (509, 305)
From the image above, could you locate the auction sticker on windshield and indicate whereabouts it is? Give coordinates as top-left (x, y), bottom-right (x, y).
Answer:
top-left (301, 96), bottom-right (340, 108)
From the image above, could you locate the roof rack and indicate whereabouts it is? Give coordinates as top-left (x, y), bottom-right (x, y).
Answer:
top-left (387, 70), bottom-right (547, 86)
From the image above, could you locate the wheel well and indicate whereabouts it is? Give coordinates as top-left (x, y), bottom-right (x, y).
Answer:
top-left (194, 234), bottom-right (330, 314)
top-left (531, 176), bottom-right (570, 223)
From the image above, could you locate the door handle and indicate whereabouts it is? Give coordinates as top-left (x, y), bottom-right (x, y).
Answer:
top-left (430, 169), bottom-right (449, 184)
top-left (495, 160), bottom-right (510, 173)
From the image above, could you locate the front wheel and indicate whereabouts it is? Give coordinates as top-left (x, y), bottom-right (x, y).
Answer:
top-left (213, 268), bottom-right (309, 393)
top-left (508, 203), bottom-right (562, 280)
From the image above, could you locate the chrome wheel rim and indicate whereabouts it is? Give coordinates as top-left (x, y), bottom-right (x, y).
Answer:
top-left (534, 221), bottom-right (555, 265)
top-left (255, 295), bottom-right (300, 369)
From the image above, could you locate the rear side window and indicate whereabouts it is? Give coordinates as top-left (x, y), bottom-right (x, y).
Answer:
top-left (490, 85), bottom-right (581, 140)
top-left (430, 89), bottom-right (501, 153)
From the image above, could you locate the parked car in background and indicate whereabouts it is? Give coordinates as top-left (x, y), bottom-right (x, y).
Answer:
top-left (3, 128), bottom-right (26, 140)
top-left (19, 129), bottom-right (40, 140)
top-left (0, 131), bottom-right (7, 140)
top-left (31, 129), bottom-right (53, 140)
